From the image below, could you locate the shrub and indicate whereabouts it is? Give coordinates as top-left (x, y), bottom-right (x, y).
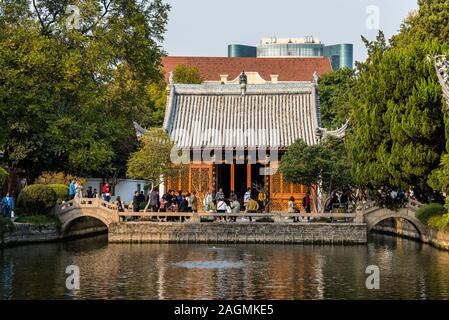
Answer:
top-left (427, 214), bottom-right (449, 231)
top-left (48, 184), bottom-right (69, 203)
top-left (17, 184), bottom-right (58, 216)
top-left (416, 203), bottom-right (445, 224)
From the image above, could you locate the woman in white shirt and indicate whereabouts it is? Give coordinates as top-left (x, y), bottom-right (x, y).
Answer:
top-left (75, 180), bottom-right (83, 198)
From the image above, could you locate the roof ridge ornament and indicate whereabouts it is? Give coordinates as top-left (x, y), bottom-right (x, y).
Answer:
top-left (169, 71), bottom-right (174, 86)
top-left (429, 54), bottom-right (449, 116)
top-left (312, 71), bottom-right (319, 86)
top-left (239, 70), bottom-right (247, 96)
top-left (316, 120), bottom-right (349, 142)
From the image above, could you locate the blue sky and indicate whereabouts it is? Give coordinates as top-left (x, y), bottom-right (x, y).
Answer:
top-left (162, 0), bottom-right (418, 64)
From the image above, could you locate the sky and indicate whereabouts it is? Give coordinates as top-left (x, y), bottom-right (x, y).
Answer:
top-left (162, 0), bottom-right (418, 64)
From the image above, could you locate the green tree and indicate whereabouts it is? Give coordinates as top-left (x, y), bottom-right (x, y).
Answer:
top-left (280, 136), bottom-right (353, 212)
top-left (0, 1), bottom-right (171, 187)
top-left (0, 167), bottom-right (8, 187)
top-left (349, 35), bottom-right (447, 205)
top-left (127, 128), bottom-right (187, 211)
top-left (392, 0), bottom-right (449, 48)
top-left (173, 64), bottom-right (203, 84)
top-left (318, 68), bottom-right (355, 129)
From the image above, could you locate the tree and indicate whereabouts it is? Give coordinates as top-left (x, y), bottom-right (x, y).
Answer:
top-left (392, 0), bottom-right (449, 48)
top-left (0, 1), bottom-right (171, 187)
top-left (318, 68), bottom-right (356, 129)
top-left (349, 35), bottom-right (447, 206)
top-left (126, 128), bottom-right (187, 210)
top-left (280, 136), bottom-right (353, 212)
top-left (0, 167), bottom-right (8, 188)
top-left (173, 64), bottom-right (203, 84)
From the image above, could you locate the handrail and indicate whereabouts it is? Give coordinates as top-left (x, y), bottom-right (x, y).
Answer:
top-left (118, 211), bottom-right (356, 219)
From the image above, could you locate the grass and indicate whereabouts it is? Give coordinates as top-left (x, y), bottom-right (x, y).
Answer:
top-left (15, 215), bottom-right (59, 226)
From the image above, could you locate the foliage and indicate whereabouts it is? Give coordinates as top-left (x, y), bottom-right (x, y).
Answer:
top-left (280, 136), bottom-right (353, 211)
top-left (35, 172), bottom-right (86, 186)
top-left (349, 34), bottom-right (447, 206)
top-left (173, 64), bottom-right (203, 84)
top-left (16, 184), bottom-right (58, 216)
top-left (392, 0), bottom-right (449, 48)
top-left (0, 0), bottom-right (171, 183)
top-left (48, 184), bottom-right (69, 203)
top-left (0, 167), bottom-right (8, 187)
top-left (127, 128), bottom-right (187, 186)
top-left (318, 68), bottom-right (356, 129)
top-left (146, 78), bottom-right (167, 127)
top-left (427, 213), bottom-right (449, 230)
top-left (416, 203), bottom-right (445, 224)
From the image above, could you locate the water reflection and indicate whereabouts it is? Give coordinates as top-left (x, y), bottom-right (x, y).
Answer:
top-left (1, 234), bottom-right (449, 299)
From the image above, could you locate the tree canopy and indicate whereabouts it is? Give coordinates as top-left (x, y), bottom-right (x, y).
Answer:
top-left (349, 36), bottom-right (447, 204)
top-left (173, 64), bottom-right (203, 84)
top-left (280, 136), bottom-right (353, 211)
top-left (318, 68), bottom-right (355, 129)
top-left (0, 0), bottom-right (171, 188)
top-left (126, 128), bottom-right (186, 187)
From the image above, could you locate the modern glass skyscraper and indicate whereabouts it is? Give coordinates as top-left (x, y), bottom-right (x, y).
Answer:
top-left (227, 37), bottom-right (353, 70)
top-left (228, 44), bottom-right (258, 58)
top-left (323, 44), bottom-right (353, 70)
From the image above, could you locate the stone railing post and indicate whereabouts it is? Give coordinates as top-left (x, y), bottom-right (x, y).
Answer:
top-left (111, 211), bottom-right (120, 224)
top-left (95, 193), bottom-right (100, 208)
top-left (273, 213), bottom-right (283, 223)
top-left (191, 213), bottom-right (201, 224)
top-left (354, 202), bottom-right (365, 223)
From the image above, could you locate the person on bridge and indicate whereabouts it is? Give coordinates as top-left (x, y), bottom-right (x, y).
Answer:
top-left (68, 179), bottom-right (76, 200)
top-left (75, 179), bottom-right (83, 198)
top-left (116, 196), bottom-right (125, 212)
top-left (102, 183), bottom-right (111, 202)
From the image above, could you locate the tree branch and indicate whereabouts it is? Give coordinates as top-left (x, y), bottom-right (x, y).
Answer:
top-left (81, 0), bottom-right (113, 35)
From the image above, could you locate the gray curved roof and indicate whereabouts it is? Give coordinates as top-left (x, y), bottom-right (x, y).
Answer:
top-left (163, 83), bottom-right (320, 149)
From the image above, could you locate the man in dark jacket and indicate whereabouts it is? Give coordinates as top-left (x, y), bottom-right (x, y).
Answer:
top-left (133, 191), bottom-right (140, 212)
top-left (302, 192), bottom-right (311, 213)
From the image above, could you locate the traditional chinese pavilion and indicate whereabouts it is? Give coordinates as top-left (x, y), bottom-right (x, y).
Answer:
top-left (156, 57), bottom-right (345, 211)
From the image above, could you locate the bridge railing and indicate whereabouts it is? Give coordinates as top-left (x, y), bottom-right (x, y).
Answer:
top-left (117, 211), bottom-right (357, 223)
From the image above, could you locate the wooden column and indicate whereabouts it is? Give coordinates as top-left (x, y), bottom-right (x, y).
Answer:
top-left (247, 164), bottom-right (251, 189)
top-left (230, 163), bottom-right (235, 192)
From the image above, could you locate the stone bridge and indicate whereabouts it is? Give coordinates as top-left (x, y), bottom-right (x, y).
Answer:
top-left (54, 197), bottom-right (430, 240)
top-left (55, 197), bottom-right (120, 236)
top-left (354, 201), bottom-right (430, 240)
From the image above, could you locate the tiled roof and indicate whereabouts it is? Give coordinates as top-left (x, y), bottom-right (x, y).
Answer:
top-left (163, 83), bottom-right (319, 149)
top-left (161, 56), bottom-right (333, 82)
